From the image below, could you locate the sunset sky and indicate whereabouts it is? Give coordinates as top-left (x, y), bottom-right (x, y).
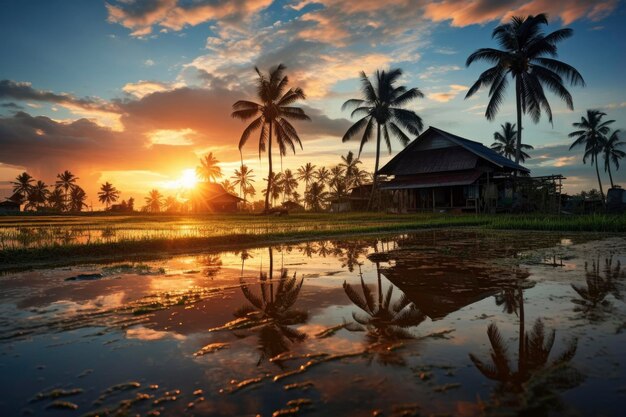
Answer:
top-left (1, 0), bottom-right (625, 207)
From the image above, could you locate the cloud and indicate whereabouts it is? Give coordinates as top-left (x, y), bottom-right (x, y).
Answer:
top-left (418, 65), bottom-right (462, 81)
top-left (0, 79), bottom-right (122, 129)
top-left (144, 59), bottom-right (155, 66)
top-left (106, 0), bottom-right (272, 37)
top-left (423, 0), bottom-right (619, 27)
top-left (427, 84), bottom-right (468, 102)
top-left (122, 80), bottom-right (184, 98)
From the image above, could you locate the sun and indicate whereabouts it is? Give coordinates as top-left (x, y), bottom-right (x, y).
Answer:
top-left (179, 168), bottom-right (199, 189)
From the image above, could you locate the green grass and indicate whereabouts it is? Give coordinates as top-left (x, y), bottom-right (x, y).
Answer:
top-left (0, 212), bottom-right (623, 271)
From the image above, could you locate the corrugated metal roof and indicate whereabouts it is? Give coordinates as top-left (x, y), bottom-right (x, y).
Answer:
top-left (380, 169), bottom-right (482, 190)
top-left (378, 126), bottom-right (529, 175)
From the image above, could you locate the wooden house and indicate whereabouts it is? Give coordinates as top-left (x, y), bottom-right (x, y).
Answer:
top-left (189, 182), bottom-right (243, 213)
top-left (0, 200), bottom-right (20, 214)
top-left (378, 126), bottom-right (530, 212)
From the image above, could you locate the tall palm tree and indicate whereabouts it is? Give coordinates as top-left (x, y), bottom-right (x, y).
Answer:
top-left (231, 64), bottom-right (311, 212)
top-left (569, 110), bottom-right (614, 200)
top-left (280, 169), bottom-right (298, 203)
top-left (491, 122), bottom-right (534, 162)
top-left (342, 68), bottom-right (424, 207)
top-left (314, 166), bottom-right (330, 185)
top-left (69, 186), bottom-right (88, 212)
top-left (466, 13), bottom-right (585, 165)
top-left (11, 172), bottom-right (34, 203)
top-left (196, 152), bottom-right (222, 183)
top-left (145, 189), bottom-right (164, 213)
top-left (25, 180), bottom-right (49, 211)
top-left (98, 182), bottom-right (120, 210)
top-left (329, 165), bottom-right (346, 199)
top-left (231, 164), bottom-right (255, 202)
top-left (164, 196), bottom-right (180, 213)
top-left (305, 182), bottom-right (328, 212)
top-left (602, 130), bottom-right (625, 189)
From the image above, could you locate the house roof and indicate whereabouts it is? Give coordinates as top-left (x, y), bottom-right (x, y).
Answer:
top-left (192, 182), bottom-right (243, 202)
top-left (378, 126), bottom-right (529, 176)
top-left (380, 169), bottom-right (482, 190)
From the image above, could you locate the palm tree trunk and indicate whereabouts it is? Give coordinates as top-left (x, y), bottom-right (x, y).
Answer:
top-left (517, 287), bottom-right (525, 378)
top-left (515, 78), bottom-right (523, 167)
top-left (594, 154), bottom-right (605, 202)
top-left (269, 246), bottom-right (274, 304)
top-left (607, 162), bottom-right (615, 189)
top-left (376, 262), bottom-right (383, 309)
top-left (367, 122), bottom-right (382, 211)
top-left (265, 122), bottom-right (273, 213)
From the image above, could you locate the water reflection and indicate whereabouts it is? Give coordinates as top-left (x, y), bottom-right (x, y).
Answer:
top-left (572, 257), bottom-right (624, 319)
top-left (0, 231), bottom-right (624, 417)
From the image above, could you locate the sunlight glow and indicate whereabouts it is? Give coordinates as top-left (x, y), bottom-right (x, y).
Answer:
top-left (162, 168), bottom-right (199, 190)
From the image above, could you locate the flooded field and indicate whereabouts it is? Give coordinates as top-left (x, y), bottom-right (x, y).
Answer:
top-left (0, 230), bottom-right (624, 416)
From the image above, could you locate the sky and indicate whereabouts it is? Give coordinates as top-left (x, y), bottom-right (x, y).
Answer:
top-left (1, 0), bottom-right (625, 207)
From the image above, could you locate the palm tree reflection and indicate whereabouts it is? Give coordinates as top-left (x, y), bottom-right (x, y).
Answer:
top-left (572, 257), bottom-right (623, 318)
top-left (343, 262), bottom-right (426, 366)
top-left (472, 274), bottom-right (582, 415)
top-left (235, 247), bottom-right (308, 366)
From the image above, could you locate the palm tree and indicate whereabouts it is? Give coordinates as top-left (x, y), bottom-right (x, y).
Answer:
top-left (339, 151), bottom-right (364, 189)
top-left (220, 179), bottom-right (236, 194)
top-left (305, 182), bottom-right (328, 212)
top-left (11, 172), bottom-right (35, 203)
top-left (145, 189), bottom-right (164, 213)
top-left (98, 182), bottom-right (120, 210)
top-left (69, 186), bottom-right (88, 212)
top-left (280, 169), bottom-right (298, 202)
top-left (491, 123), bottom-right (534, 162)
top-left (47, 188), bottom-right (66, 212)
top-left (164, 196), bottom-right (180, 213)
top-left (55, 170), bottom-right (78, 198)
top-left (296, 163), bottom-right (316, 190)
top-left (314, 166), bottom-right (330, 185)
top-left (25, 180), bottom-right (49, 211)
top-left (602, 130), bottom-right (625, 189)
top-left (196, 152), bottom-right (222, 182)
top-left (466, 13), bottom-right (584, 165)
top-left (231, 64), bottom-right (311, 212)
top-left (569, 110), bottom-right (614, 200)
top-left (342, 68), bottom-right (424, 207)
top-left (571, 257), bottom-right (623, 317)
top-left (231, 164), bottom-right (255, 202)
top-left (329, 165), bottom-right (346, 199)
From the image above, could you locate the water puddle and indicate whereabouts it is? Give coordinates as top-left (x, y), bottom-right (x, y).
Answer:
top-left (0, 230), bottom-right (624, 416)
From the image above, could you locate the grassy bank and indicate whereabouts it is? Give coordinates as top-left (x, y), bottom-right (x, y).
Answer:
top-left (0, 212), bottom-right (623, 271)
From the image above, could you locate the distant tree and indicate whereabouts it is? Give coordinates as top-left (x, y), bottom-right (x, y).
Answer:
top-left (127, 197), bottom-right (135, 212)
top-left (11, 172), bottom-right (34, 203)
top-left (466, 13), bottom-right (584, 165)
top-left (164, 196), bottom-right (180, 213)
top-left (232, 64), bottom-right (311, 212)
top-left (342, 68), bottom-right (423, 209)
top-left (196, 152), bottom-right (223, 182)
top-left (220, 179), bottom-right (237, 194)
top-left (280, 169), bottom-right (298, 202)
top-left (231, 164), bottom-right (255, 202)
top-left (25, 180), bottom-right (49, 211)
top-left (47, 188), bottom-right (66, 212)
top-left (569, 110), bottom-right (614, 200)
top-left (602, 130), bottom-right (625, 188)
top-left (491, 122), bottom-right (534, 162)
top-left (69, 186), bottom-right (88, 212)
top-left (98, 182), bottom-right (120, 210)
top-left (291, 190), bottom-right (301, 204)
top-left (314, 166), bottom-right (331, 185)
top-left (339, 151), bottom-right (364, 189)
top-left (305, 182), bottom-right (329, 212)
top-left (55, 170), bottom-right (78, 197)
top-left (297, 163), bottom-right (316, 189)
top-left (145, 189), bottom-right (164, 213)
